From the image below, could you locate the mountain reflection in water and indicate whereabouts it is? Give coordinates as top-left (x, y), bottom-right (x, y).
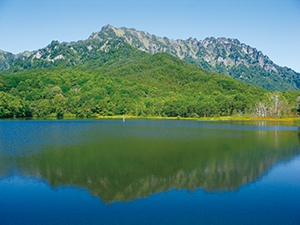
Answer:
top-left (0, 120), bottom-right (299, 203)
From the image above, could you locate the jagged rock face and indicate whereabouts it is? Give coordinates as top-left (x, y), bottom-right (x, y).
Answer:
top-left (0, 50), bottom-right (14, 71)
top-left (91, 25), bottom-right (278, 73)
top-left (0, 24), bottom-right (299, 91)
top-left (88, 25), bottom-right (299, 91)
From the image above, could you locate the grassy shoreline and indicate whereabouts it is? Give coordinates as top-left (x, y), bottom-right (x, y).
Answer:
top-left (2, 115), bottom-right (300, 125)
top-left (95, 115), bottom-right (300, 121)
top-left (91, 115), bottom-right (300, 126)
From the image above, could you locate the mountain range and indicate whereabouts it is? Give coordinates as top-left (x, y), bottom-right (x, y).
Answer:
top-left (1, 25), bottom-right (299, 119)
top-left (0, 24), bottom-right (299, 91)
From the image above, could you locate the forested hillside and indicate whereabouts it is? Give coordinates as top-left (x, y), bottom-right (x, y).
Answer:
top-left (1, 43), bottom-right (299, 119)
top-left (1, 25), bottom-right (299, 91)
top-left (92, 25), bottom-right (300, 91)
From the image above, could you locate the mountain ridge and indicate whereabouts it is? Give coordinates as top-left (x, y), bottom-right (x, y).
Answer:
top-left (0, 24), bottom-right (299, 91)
top-left (90, 25), bottom-right (299, 91)
top-left (1, 41), bottom-right (298, 119)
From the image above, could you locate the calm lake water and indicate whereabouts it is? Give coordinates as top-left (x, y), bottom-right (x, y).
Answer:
top-left (0, 119), bottom-right (300, 225)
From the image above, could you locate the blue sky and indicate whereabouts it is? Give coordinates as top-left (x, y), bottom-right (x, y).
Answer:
top-left (0, 0), bottom-right (299, 72)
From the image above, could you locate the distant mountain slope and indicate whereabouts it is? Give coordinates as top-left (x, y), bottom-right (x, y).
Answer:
top-left (90, 25), bottom-right (300, 91)
top-left (1, 42), bottom-right (299, 119)
top-left (0, 50), bottom-right (272, 118)
top-left (0, 38), bottom-right (145, 72)
top-left (0, 25), bottom-right (299, 91)
top-left (0, 50), bottom-right (14, 71)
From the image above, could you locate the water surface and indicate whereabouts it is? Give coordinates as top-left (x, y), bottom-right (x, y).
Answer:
top-left (0, 119), bottom-right (299, 224)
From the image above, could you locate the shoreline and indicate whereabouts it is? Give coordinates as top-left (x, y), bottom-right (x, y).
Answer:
top-left (2, 115), bottom-right (300, 124)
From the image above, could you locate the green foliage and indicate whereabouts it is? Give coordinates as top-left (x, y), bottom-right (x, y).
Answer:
top-left (0, 46), bottom-right (297, 119)
top-left (1, 26), bottom-right (300, 92)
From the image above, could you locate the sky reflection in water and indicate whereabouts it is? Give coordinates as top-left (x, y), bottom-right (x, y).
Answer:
top-left (0, 119), bottom-right (300, 225)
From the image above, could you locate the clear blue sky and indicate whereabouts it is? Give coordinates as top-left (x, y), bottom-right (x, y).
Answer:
top-left (0, 0), bottom-right (299, 72)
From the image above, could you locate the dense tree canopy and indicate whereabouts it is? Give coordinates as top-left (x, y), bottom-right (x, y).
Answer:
top-left (0, 48), bottom-right (299, 119)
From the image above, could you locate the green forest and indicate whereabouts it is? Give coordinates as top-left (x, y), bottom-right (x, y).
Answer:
top-left (1, 44), bottom-right (300, 119)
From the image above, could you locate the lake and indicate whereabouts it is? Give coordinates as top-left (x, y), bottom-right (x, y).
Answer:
top-left (0, 119), bottom-right (300, 225)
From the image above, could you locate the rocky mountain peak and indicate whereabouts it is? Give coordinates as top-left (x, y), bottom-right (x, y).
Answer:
top-left (86, 25), bottom-right (300, 90)
top-left (102, 24), bottom-right (114, 30)
top-left (0, 24), bottom-right (299, 91)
